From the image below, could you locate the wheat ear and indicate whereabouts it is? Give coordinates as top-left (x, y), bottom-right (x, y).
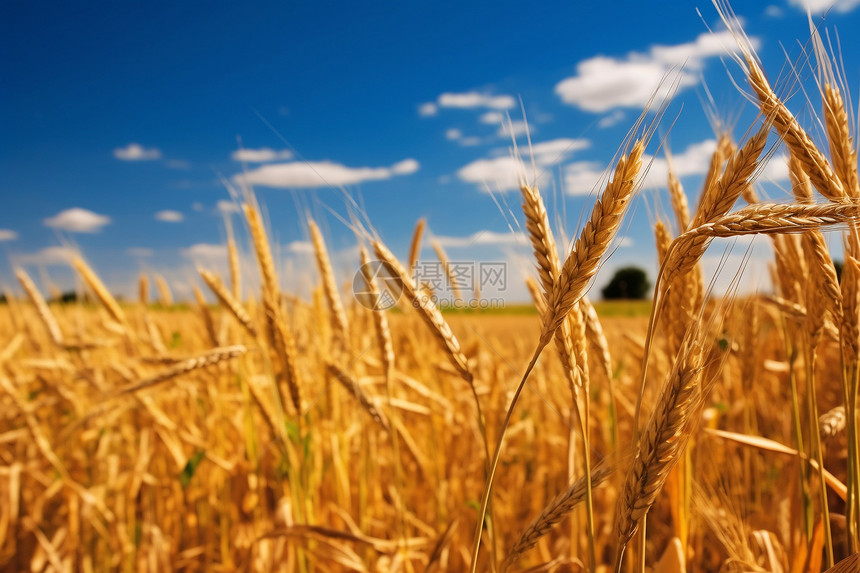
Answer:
top-left (72, 257), bottom-right (127, 326)
top-left (471, 140), bottom-right (644, 573)
top-left (821, 406), bottom-right (847, 438)
top-left (407, 218), bottom-right (426, 275)
top-left (616, 338), bottom-right (707, 558)
top-left (359, 247), bottom-right (394, 377)
top-left (114, 345), bottom-right (247, 395)
top-left (823, 84), bottom-right (860, 198)
top-left (542, 140), bottom-right (644, 344)
top-left (373, 240), bottom-right (471, 383)
top-left (502, 464), bottom-right (614, 571)
top-left (746, 57), bottom-right (845, 200)
top-left (431, 238), bottom-right (463, 302)
top-left (309, 219), bottom-right (350, 350)
top-left (153, 274), bottom-right (173, 306)
top-left (199, 268), bottom-right (258, 339)
top-left (326, 362), bottom-right (390, 432)
top-left (139, 274), bottom-right (149, 306)
top-left (193, 286), bottom-right (220, 347)
top-left (663, 202), bottom-right (860, 288)
top-left (16, 269), bottom-right (64, 346)
top-left (245, 201), bottom-right (301, 413)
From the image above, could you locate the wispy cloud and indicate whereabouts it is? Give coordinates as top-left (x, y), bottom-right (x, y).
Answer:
top-left (286, 240), bottom-right (314, 254)
top-left (458, 138), bottom-right (590, 192)
top-left (155, 210), bottom-right (184, 222)
top-left (421, 91), bottom-right (516, 117)
top-left (433, 230), bottom-right (527, 248)
top-left (14, 246), bottom-right (76, 266)
top-left (44, 208), bottom-right (111, 233)
top-left (788, 0), bottom-right (860, 13)
top-left (217, 200), bottom-right (241, 214)
top-left (597, 110), bottom-right (626, 128)
top-left (418, 102), bottom-right (438, 117)
top-left (127, 247), bottom-right (154, 257)
top-left (231, 147), bottom-right (294, 163)
top-left (437, 91), bottom-right (516, 110)
top-left (555, 30), bottom-right (759, 112)
top-left (0, 229), bottom-right (18, 241)
top-left (113, 143), bottom-right (162, 161)
top-left (234, 158), bottom-right (419, 188)
top-left (165, 159), bottom-right (192, 169)
top-left (182, 243), bottom-right (227, 263)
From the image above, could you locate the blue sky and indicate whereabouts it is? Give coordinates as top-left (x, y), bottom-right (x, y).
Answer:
top-left (2, 0), bottom-right (860, 301)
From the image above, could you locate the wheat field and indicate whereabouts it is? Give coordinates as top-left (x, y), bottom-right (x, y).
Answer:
top-left (4, 6), bottom-right (860, 573)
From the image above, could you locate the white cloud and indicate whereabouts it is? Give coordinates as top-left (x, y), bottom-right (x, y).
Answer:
top-left (44, 208), bottom-right (111, 233)
top-left (498, 120), bottom-right (530, 138)
top-left (760, 154), bottom-right (791, 182)
top-left (458, 138), bottom-right (590, 192)
top-left (217, 200), bottom-right (241, 214)
top-left (458, 156), bottom-right (526, 192)
top-left (433, 230), bottom-right (528, 248)
top-left (437, 92), bottom-right (516, 110)
top-left (235, 158), bottom-right (419, 188)
top-left (391, 159), bottom-right (419, 175)
top-left (639, 139), bottom-right (719, 188)
top-left (155, 210), bottom-right (184, 222)
top-left (0, 229), bottom-right (18, 241)
top-left (555, 30), bottom-right (759, 112)
top-left (191, 202), bottom-right (205, 212)
top-left (528, 138), bottom-right (591, 165)
top-left (182, 243), bottom-right (227, 263)
top-left (286, 240), bottom-right (314, 254)
top-left (564, 161), bottom-right (609, 196)
top-left (459, 136), bottom-right (484, 146)
top-left (231, 147), bottom-right (294, 163)
top-left (113, 143), bottom-right (162, 161)
top-left (563, 139), bottom-right (719, 195)
top-left (479, 111), bottom-right (505, 124)
top-left (598, 110), bottom-right (626, 129)
top-left (127, 247), bottom-right (154, 257)
top-left (446, 128), bottom-right (462, 140)
top-left (166, 159), bottom-right (191, 169)
top-left (418, 102), bottom-right (438, 117)
top-left (788, 0), bottom-right (860, 13)
top-left (15, 246), bottom-right (76, 266)
top-left (765, 5), bottom-right (784, 16)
